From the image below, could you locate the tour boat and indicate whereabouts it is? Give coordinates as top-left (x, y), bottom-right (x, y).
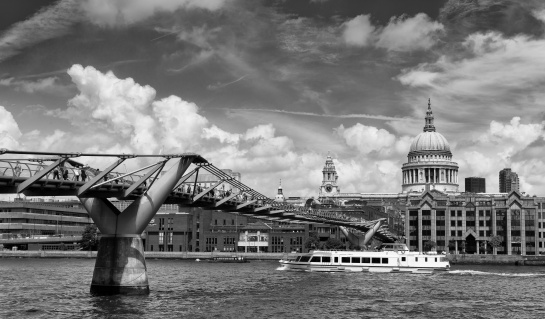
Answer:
top-left (278, 243), bottom-right (450, 273)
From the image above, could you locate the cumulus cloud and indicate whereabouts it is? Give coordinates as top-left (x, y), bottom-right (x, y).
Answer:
top-left (342, 13), bottom-right (444, 51)
top-left (0, 106), bottom-right (22, 149)
top-left (455, 117), bottom-right (545, 194)
top-left (336, 123), bottom-right (396, 155)
top-left (375, 13), bottom-right (444, 51)
top-left (342, 15), bottom-right (375, 47)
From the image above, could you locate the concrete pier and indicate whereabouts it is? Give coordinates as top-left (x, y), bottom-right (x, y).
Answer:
top-left (90, 236), bottom-right (149, 295)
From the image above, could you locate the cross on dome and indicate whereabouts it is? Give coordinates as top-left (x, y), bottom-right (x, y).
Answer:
top-left (424, 98), bottom-right (436, 132)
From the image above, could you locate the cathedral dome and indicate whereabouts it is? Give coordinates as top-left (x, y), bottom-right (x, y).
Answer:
top-left (410, 131), bottom-right (450, 152)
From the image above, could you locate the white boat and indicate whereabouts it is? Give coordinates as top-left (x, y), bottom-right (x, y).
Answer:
top-left (278, 243), bottom-right (450, 273)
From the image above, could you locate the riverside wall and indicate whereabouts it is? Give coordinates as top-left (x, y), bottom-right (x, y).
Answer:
top-left (0, 250), bottom-right (288, 260)
top-left (3, 250), bottom-right (545, 265)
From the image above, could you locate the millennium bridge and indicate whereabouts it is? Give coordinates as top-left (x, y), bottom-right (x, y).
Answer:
top-left (0, 149), bottom-right (397, 294)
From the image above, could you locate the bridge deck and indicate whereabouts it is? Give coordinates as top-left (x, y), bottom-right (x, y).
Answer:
top-left (0, 150), bottom-right (397, 243)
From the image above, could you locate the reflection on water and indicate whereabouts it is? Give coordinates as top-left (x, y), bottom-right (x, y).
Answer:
top-left (1, 258), bottom-right (545, 318)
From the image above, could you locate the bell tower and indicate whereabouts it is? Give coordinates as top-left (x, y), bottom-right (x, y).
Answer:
top-left (319, 154), bottom-right (340, 197)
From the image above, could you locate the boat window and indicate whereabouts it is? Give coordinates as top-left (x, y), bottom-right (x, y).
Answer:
top-left (351, 257), bottom-right (361, 264)
top-left (295, 257), bottom-right (301, 262)
top-left (362, 258), bottom-right (370, 263)
top-left (382, 258), bottom-right (388, 264)
top-left (435, 258), bottom-right (438, 262)
top-left (334, 257), bottom-right (338, 263)
top-left (372, 258), bottom-right (380, 264)
top-left (310, 256), bottom-right (321, 263)
top-left (415, 257), bottom-right (418, 262)
top-left (322, 257), bottom-right (331, 263)
top-left (300, 256), bottom-right (311, 262)
top-left (425, 258), bottom-right (428, 262)
top-left (401, 257), bottom-right (406, 262)
top-left (341, 257), bottom-right (350, 263)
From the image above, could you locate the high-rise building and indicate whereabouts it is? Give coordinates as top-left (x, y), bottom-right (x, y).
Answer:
top-left (465, 177), bottom-right (486, 193)
top-left (499, 168), bottom-right (519, 193)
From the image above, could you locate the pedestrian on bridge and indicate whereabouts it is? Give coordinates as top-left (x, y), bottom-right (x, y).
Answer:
top-left (14, 161), bottom-right (22, 177)
top-left (81, 166), bottom-right (88, 181)
top-left (53, 167), bottom-right (60, 180)
top-left (62, 167), bottom-right (69, 180)
top-left (74, 167), bottom-right (81, 181)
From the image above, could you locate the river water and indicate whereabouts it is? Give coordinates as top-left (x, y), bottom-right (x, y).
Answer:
top-left (1, 258), bottom-right (545, 318)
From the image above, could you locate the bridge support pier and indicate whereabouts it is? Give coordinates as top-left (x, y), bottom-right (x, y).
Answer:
top-left (90, 235), bottom-right (148, 295)
top-left (80, 157), bottom-right (195, 295)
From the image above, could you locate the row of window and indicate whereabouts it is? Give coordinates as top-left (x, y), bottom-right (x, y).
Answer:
top-left (297, 256), bottom-right (444, 264)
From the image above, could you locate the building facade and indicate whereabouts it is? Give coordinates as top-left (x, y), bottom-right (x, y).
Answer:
top-left (465, 177), bottom-right (486, 193)
top-left (499, 168), bottom-right (520, 193)
top-left (402, 100), bottom-right (459, 193)
top-left (0, 198), bottom-right (93, 250)
top-left (405, 189), bottom-right (545, 255)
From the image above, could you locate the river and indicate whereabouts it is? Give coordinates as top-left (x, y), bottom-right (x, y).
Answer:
top-left (1, 258), bottom-right (545, 318)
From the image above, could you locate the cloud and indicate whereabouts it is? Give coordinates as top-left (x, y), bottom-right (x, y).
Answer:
top-left (0, 105), bottom-right (22, 149)
top-left (0, 0), bottom-right (81, 62)
top-left (455, 117), bottom-right (545, 194)
top-left (342, 13), bottom-right (444, 51)
top-left (397, 32), bottom-right (545, 116)
top-left (0, 77), bottom-right (73, 95)
top-left (81, 0), bottom-right (227, 27)
top-left (375, 13), bottom-right (444, 51)
top-left (342, 15), bottom-right (375, 47)
top-left (0, 0), bottom-right (228, 62)
top-left (336, 123), bottom-right (396, 155)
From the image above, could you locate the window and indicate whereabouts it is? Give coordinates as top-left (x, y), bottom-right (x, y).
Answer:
top-left (425, 258), bottom-right (428, 262)
top-left (341, 257), bottom-right (350, 263)
top-left (362, 258), bottom-right (370, 263)
top-left (401, 257), bottom-right (406, 262)
top-left (351, 257), bottom-right (361, 263)
top-left (415, 257), bottom-right (419, 262)
top-left (372, 258), bottom-right (380, 264)
top-left (310, 256), bottom-right (321, 262)
top-left (382, 258), bottom-right (388, 264)
top-left (322, 257), bottom-right (331, 263)
top-left (334, 257), bottom-right (338, 263)
top-left (300, 256), bottom-right (310, 262)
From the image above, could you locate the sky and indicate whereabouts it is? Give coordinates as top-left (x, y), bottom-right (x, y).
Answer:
top-left (1, 0), bottom-right (545, 197)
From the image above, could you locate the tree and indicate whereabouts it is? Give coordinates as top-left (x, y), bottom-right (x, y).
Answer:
top-left (79, 224), bottom-right (99, 251)
top-left (447, 240), bottom-right (456, 252)
top-left (304, 232), bottom-right (321, 251)
top-left (323, 238), bottom-right (344, 250)
top-left (423, 240), bottom-right (437, 252)
top-left (488, 235), bottom-right (503, 254)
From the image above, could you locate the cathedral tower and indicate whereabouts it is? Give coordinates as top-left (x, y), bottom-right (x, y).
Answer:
top-left (319, 154), bottom-right (340, 196)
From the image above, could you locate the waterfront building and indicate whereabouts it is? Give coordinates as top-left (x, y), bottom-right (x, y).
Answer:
top-left (499, 168), bottom-right (519, 193)
top-left (465, 177), bottom-right (486, 193)
top-left (0, 198), bottom-right (93, 250)
top-left (405, 189), bottom-right (545, 255)
top-left (401, 99), bottom-right (459, 193)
